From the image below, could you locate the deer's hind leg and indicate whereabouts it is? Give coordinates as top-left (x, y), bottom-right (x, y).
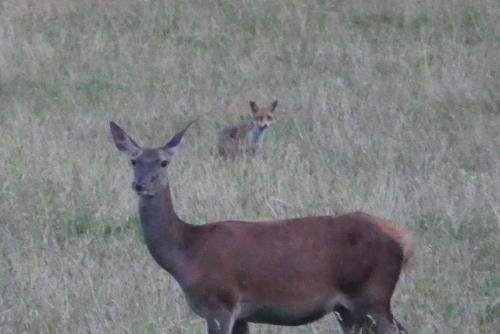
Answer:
top-left (232, 321), bottom-right (249, 334)
top-left (333, 290), bottom-right (407, 333)
top-left (206, 312), bottom-right (236, 334)
top-left (354, 288), bottom-right (406, 332)
top-left (364, 311), bottom-right (405, 334)
top-left (205, 299), bottom-right (244, 334)
top-left (333, 303), bottom-right (365, 334)
top-left (357, 240), bottom-right (407, 333)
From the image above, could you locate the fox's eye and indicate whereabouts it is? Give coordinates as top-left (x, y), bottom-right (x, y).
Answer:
top-left (131, 160), bottom-right (136, 166)
top-left (161, 160), bottom-right (169, 167)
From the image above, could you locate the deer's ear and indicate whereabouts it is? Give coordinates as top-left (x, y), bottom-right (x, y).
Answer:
top-left (249, 101), bottom-right (258, 114)
top-left (109, 122), bottom-right (142, 157)
top-left (270, 100), bottom-right (278, 112)
top-left (162, 121), bottom-right (194, 158)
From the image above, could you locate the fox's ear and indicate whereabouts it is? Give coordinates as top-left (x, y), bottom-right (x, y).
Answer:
top-left (109, 121), bottom-right (142, 157)
top-left (249, 101), bottom-right (259, 114)
top-left (270, 100), bottom-right (278, 112)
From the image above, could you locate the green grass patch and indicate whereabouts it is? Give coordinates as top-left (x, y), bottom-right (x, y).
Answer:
top-left (103, 215), bottom-right (141, 240)
top-left (351, 13), bottom-right (405, 29)
top-left (74, 78), bottom-right (112, 106)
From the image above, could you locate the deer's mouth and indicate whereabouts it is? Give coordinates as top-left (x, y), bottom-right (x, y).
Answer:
top-left (135, 189), bottom-right (156, 198)
top-left (132, 181), bottom-right (157, 197)
top-left (132, 185), bottom-right (156, 197)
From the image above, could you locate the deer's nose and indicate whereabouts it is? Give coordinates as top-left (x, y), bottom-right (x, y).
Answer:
top-left (132, 181), bottom-right (145, 192)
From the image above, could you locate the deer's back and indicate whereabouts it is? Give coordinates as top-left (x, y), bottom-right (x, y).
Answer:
top-left (181, 212), bottom-right (404, 302)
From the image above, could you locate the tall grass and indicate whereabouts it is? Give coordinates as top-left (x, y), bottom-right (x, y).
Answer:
top-left (0, 0), bottom-right (499, 333)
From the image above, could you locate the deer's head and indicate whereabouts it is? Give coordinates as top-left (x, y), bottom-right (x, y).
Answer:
top-left (110, 122), bottom-right (192, 197)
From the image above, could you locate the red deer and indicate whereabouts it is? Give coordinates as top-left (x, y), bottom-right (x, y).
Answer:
top-left (109, 121), bottom-right (414, 333)
top-left (217, 100), bottom-right (277, 158)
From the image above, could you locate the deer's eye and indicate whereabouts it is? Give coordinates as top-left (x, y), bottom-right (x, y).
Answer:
top-left (131, 160), bottom-right (136, 166)
top-left (160, 160), bottom-right (169, 167)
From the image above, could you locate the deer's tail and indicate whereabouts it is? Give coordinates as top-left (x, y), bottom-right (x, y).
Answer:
top-left (367, 214), bottom-right (415, 264)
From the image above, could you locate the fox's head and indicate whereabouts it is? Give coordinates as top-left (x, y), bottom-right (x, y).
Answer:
top-left (249, 100), bottom-right (278, 130)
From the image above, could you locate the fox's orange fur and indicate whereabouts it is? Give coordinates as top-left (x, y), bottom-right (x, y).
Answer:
top-left (217, 100), bottom-right (277, 158)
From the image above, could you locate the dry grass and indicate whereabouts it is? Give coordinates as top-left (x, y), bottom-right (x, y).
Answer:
top-left (1, 0), bottom-right (499, 333)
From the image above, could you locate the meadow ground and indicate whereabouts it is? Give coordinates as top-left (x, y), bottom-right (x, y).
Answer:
top-left (0, 0), bottom-right (499, 333)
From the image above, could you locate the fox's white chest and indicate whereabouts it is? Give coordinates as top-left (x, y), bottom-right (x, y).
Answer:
top-left (245, 127), bottom-right (264, 148)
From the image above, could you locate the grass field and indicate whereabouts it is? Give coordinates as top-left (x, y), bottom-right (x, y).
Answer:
top-left (1, 0), bottom-right (499, 333)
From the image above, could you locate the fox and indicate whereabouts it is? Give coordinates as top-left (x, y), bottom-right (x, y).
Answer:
top-left (217, 100), bottom-right (278, 158)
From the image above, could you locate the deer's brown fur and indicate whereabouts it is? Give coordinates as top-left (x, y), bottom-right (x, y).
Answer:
top-left (110, 121), bottom-right (413, 334)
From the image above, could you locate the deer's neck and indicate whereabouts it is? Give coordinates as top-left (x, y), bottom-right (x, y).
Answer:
top-left (138, 183), bottom-right (190, 276)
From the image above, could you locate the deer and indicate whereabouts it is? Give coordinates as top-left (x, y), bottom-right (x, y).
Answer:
top-left (109, 121), bottom-right (414, 334)
top-left (217, 100), bottom-right (278, 158)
